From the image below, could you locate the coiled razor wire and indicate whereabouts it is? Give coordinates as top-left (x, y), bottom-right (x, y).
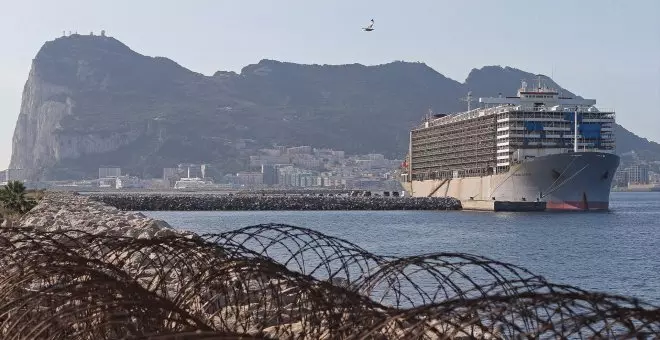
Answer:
top-left (0, 223), bottom-right (657, 339)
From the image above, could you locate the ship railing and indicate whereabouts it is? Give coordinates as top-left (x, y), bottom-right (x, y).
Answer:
top-left (503, 111), bottom-right (615, 120)
top-left (413, 122), bottom-right (497, 135)
top-left (423, 106), bottom-right (615, 129)
top-left (413, 145), bottom-right (615, 167)
top-left (411, 148), bottom-right (497, 159)
top-left (412, 143), bottom-right (498, 155)
top-left (412, 141), bottom-right (497, 152)
top-left (511, 106), bottom-right (615, 113)
top-left (426, 106), bottom-right (511, 127)
top-left (412, 154), bottom-right (498, 168)
top-left (412, 154), bottom-right (498, 166)
top-left (415, 123), bottom-right (498, 137)
top-left (412, 131), bottom-right (497, 146)
top-left (413, 145), bottom-right (499, 156)
top-left (412, 134), bottom-right (497, 147)
top-left (411, 166), bottom-right (498, 181)
top-left (413, 160), bottom-right (499, 171)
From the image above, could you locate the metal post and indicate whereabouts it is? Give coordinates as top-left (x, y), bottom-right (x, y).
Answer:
top-left (574, 109), bottom-right (578, 153)
top-left (408, 131), bottom-right (413, 183)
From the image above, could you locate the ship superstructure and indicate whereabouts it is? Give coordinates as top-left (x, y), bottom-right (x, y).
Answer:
top-left (402, 76), bottom-right (619, 211)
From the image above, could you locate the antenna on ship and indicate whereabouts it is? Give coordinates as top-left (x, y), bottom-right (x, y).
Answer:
top-left (461, 91), bottom-right (475, 111)
top-left (551, 65), bottom-right (555, 82)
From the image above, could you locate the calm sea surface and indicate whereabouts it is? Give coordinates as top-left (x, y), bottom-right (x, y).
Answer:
top-left (143, 192), bottom-right (660, 304)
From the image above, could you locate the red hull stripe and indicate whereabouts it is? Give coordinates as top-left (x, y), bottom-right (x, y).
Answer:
top-left (546, 201), bottom-right (609, 211)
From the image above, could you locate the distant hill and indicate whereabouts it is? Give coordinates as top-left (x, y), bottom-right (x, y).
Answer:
top-left (10, 35), bottom-right (660, 180)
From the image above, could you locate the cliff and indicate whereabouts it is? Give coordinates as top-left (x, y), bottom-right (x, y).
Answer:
top-left (10, 35), bottom-right (660, 180)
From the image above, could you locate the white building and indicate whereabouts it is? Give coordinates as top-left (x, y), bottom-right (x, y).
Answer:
top-left (292, 155), bottom-right (322, 169)
top-left (236, 172), bottom-right (264, 186)
top-left (177, 164), bottom-right (207, 179)
top-left (163, 167), bottom-right (179, 180)
top-left (627, 164), bottom-right (650, 184)
top-left (115, 176), bottom-right (141, 189)
top-left (259, 148), bottom-right (283, 156)
top-left (5, 168), bottom-right (28, 182)
top-left (287, 146), bottom-right (312, 155)
top-left (249, 155), bottom-right (291, 166)
top-left (99, 167), bottom-right (121, 179)
top-left (98, 178), bottom-right (117, 188)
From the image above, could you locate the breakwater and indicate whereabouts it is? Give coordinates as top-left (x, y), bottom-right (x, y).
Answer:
top-left (87, 193), bottom-right (462, 211)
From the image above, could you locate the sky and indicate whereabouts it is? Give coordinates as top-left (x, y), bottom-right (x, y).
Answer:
top-left (1, 0), bottom-right (659, 170)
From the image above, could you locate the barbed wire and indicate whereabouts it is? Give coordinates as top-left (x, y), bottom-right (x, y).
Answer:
top-left (0, 224), bottom-right (657, 339)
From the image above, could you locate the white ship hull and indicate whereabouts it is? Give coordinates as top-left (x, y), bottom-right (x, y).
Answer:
top-left (404, 152), bottom-right (620, 211)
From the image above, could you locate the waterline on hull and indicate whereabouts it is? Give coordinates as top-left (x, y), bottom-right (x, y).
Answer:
top-left (404, 152), bottom-right (620, 211)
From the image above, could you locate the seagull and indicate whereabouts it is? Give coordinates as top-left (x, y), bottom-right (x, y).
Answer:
top-left (362, 19), bottom-right (374, 31)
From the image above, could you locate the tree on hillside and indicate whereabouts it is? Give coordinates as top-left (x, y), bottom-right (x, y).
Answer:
top-left (0, 181), bottom-right (36, 214)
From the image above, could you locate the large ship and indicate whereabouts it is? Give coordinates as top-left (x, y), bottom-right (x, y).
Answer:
top-left (399, 77), bottom-right (620, 211)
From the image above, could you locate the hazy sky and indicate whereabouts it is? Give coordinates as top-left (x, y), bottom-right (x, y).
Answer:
top-left (1, 0), bottom-right (659, 169)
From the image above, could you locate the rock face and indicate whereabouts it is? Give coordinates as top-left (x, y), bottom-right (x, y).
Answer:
top-left (10, 35), bottom-right (659, 180)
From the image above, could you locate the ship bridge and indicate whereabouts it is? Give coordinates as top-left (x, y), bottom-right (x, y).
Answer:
top-left (479, 79), bottom-right (597, 108)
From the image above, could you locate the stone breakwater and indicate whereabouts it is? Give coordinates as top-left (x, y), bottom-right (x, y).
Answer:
top-left (87, 193), bottom-right (462, 211)
top-left (16, 192), bottom-right (196, 238)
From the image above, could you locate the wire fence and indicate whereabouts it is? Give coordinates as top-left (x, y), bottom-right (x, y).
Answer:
top-left (0, 224), bottom-right (658, 339)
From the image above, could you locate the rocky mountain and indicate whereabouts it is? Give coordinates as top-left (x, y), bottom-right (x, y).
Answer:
top-left (10, 35), bottom-right (660, 180)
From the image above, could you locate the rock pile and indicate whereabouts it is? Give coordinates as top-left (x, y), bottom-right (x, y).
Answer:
top-left (88, 193), bottom-right (462, 211)
top-left (17, 192), bottom-right (196, 239)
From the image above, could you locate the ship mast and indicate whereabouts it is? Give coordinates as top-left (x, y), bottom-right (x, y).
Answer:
top-left (461, 91), bottom-right (475, 111)
top-left (574, 109), bottom-right (579, 153)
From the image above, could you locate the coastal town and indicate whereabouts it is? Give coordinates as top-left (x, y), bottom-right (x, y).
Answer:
top-left (2, 144), bottom-right (659, 192)
top-left (0, 144), bottom-right (406, 192)
top-left (612, 151), bottom-right (660, 191)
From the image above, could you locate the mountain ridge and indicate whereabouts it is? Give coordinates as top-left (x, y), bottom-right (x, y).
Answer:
top-left (10, 35), bottom-right (660, 180)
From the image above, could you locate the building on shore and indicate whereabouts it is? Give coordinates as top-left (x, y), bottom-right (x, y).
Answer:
top-left (235, 172), bottom-right (264, 187)
top-left (613, 169), bottom-right (629, 187)
top-left (99, 167), bottom-right (121, 179)
top-left (627, 164), bottom-right (650, 184)
top-left (4, 168), bottom-right (28, 183)
top-left (115, 176), bottom-right (141, 189)
top-left (261, 165), bottom-right (278, 185)
top-left (163, 168), bottom-right (179, 180)
top-left (98, 177), bottom-right (117, 188)
top-left (287, 146), bottom-right (312, 155)
top-left (177, 164), bottom-right (207, 179)
top-left (614, 164), bottom-right (651, 188)
top-left (650, 170), bottom-right (660, 184)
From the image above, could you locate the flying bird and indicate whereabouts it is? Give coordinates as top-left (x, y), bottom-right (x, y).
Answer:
top-left (362, 19), bottom-right (374, 31)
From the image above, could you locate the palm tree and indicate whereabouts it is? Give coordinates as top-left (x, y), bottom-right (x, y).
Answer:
top-left (0, 181), bottom-right (36, 214)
